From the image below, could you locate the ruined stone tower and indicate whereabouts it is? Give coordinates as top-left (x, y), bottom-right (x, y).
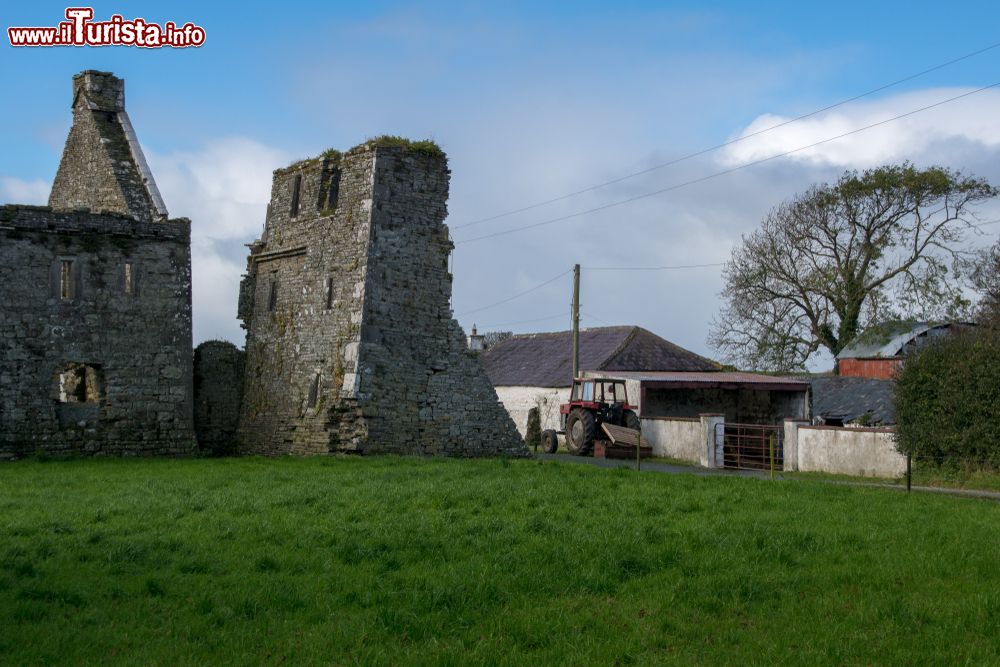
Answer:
top-left (236, 140), bottom-right (526, 456)
top-left (0, 71), bottom-right (194, 459)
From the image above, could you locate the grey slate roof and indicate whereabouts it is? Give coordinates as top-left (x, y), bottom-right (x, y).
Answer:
top-left (809, 376), bottom-right (896, 425)
top-left (480, 326), bottom-right (718, 388)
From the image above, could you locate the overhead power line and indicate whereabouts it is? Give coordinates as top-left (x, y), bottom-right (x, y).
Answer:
top-left (451, 40), bottom-right (1000, 231)
top-left (455, 268), bottom-right (571, 316)
top-left (456, 216), bottom-right (1000, 322)
top-left (581, 310), bottom-right (612, 326)
top-left (585, 261), bottom-right (725, 271)
top-left (454, 82), bottom-right (1000, 245)
top-left (476, 313), bottom-right (567, 328)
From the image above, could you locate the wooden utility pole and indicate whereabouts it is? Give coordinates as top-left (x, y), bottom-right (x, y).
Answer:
top-left (572, 263), bottom-right (580, 380)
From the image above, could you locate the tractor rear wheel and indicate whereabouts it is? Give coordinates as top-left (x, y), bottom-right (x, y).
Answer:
top-left (565, 409), bottom-right (596, 455)
top-left (541, 429), bottom-right (559, 454)
top-left (624, 410), bottom-right (640, 431)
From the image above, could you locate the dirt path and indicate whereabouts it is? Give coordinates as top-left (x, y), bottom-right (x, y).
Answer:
top-left (537, 453), bottom-right (1000, 502)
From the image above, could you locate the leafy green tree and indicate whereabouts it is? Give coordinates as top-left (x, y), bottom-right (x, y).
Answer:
top-left (709, 164), bottom-right (997, 371)
top-left (894, 327), bottom-right (1000, 465)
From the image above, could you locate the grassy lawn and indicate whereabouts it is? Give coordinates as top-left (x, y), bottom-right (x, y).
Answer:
top-left (2, 457), bottom-right (999, 665)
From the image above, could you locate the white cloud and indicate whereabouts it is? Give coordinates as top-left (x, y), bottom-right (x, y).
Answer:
top-left (146, 137), bottom-right (291, 345)
top-left (0, 176), bottom-right (50, 204)
top-left (147, 137), bottom-right (290, 241)
top-left (719, 88), bottom-right (1000, 168)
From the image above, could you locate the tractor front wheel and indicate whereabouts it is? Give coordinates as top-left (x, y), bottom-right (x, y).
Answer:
top-left (623, 410), bottom-right (640, 431)
top-left (541, 429), bottom-right (559, 454)
top-left (565, 409), bottom-right (596, 455)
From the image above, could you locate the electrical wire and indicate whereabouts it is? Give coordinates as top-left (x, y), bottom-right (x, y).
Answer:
top-left (455, 268), bottom-right (571, 316)
top-left (454, 82), bottom-right (1000, 245)
top-left (451, 40), bottom-right (1000, 230)
top-left (585, 261), bottom-right (725, 271)
top-left (475, 313), bottom-right (568, 328)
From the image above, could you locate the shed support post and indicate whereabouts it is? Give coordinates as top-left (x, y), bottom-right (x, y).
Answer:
top-left (699, 413), bottom-right (725, 468)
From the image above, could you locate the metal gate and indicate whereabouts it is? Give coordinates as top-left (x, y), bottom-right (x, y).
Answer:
top-left (715, 423), bottom-right (784, 471)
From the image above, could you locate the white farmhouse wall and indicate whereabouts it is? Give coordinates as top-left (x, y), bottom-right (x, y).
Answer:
top-left (797, 426), bottom-right (904, 478)
top-left (494, 386), bottom-right (571, 438)
top-left (641, 417), bottom-right (702, 463)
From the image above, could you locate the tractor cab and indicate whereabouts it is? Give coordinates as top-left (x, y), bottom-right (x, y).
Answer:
top-left (568, 378), bottom-right (631, 407)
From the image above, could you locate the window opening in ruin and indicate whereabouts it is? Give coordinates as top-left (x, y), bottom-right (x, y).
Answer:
top-left (307, 374), bottom-right (320, 408)
top-left (290, 174), bottom-right (302, 217)
top-left (325, 277), bottom-right (335, 309)
top-left (327, 171), bottom-right (340, 209)
top-left (124, 262), bottom-right (135, 295)
top-left (57, 363), bottom-right (102, 403)
top-left (268, 280), bottom-right (278, 311)
top-left (60, 259), bottom-right (74, 300)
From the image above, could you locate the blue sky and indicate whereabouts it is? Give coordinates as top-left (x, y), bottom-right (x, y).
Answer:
top-left (3, 1), bottom-right (1000, 369)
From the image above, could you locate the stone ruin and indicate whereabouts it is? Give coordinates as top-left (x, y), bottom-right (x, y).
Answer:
top-left (235, 142), bottom-right (527, 456)
top-left (0, 71), bottom-right (195, 459)
top-left (0, 70), bottom-right (526, 459)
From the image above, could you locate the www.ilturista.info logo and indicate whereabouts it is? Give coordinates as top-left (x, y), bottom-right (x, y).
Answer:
top-left (8, 8), bottom-right (205, 48)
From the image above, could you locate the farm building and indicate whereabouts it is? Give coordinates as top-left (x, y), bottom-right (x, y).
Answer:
top-left (836, 321), bottom-right (976, 379)
top-left (478, 326), bottom-right (809, 440)
top-left (587, 370), bottom-right (809, 424)
top-left (478, 326), bottom-right (717, 437)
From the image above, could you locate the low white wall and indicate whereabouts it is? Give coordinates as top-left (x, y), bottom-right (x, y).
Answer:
top-left (493, 386), bottom-right (571, 438)
top-left (641, 417), bottom-right (702, 463)
top-left (797, 426), bottom-right (904, 478)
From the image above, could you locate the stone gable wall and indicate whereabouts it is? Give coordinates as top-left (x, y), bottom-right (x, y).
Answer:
top-left (0, 206), bottom-right (195, 459)
top-left (48, 71), bottom-right (158, 223)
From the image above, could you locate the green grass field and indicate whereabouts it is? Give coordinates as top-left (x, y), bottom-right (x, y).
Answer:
top-left (2, 456), bottom-right (999, 665)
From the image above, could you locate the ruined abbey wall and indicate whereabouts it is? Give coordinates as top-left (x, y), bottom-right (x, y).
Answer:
top-left (193, 341), bottom-right (244, 455)
top-left (0, 206), bottom-right (195, 459)
top-left (0, 70), bottom-right (194, 460)
top-left (237, 142), bottom-right (526, 456)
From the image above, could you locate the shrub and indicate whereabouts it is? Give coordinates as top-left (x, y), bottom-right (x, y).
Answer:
top-left (894, 327), bottom-right (1000, 465)
top-left (525, 407), bottom-right (541, 451)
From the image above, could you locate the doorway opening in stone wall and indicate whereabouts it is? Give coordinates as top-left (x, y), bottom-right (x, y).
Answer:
top-left (54, 362), bottom-right (103, 428)
top-left (56, 363), bottom-right (103, 403)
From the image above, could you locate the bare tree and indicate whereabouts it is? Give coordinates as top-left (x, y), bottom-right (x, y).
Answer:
top-left (970, 239), bottom-right (1000, 326)
top-left (709, 164), bottom-right (997, 371)
top-left (482, 330), bottom-right (513, 350)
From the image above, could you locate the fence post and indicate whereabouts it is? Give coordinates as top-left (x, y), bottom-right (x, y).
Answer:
top-left (907, 452), bottom-right (912, 492)
top-left (769, 434), bottom-right (775, 480)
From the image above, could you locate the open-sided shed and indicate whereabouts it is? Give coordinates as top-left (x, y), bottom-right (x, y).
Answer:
top-left (586, 370), bottom-right (810, 424)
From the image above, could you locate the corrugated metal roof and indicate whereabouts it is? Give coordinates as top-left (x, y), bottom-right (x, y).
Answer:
top-left (593, 370), bottom-right (809, 387)
top-left (480, 326), bottom-right (718, 388)
top-left (836, 321), bottom-right (932, 360)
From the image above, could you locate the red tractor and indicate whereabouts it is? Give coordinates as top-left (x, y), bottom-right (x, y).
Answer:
top-left (540, 377), bottom-right (640, 455)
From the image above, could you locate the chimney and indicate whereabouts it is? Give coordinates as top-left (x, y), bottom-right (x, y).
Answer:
top-left (72, 70), bottom-right (125, 112)
top-left (468, 324), bottom-right (485, 352)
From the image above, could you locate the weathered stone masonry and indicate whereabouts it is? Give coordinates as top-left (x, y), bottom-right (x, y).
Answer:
top-left (193, 341), bottom-right (244, 455)
top-left (0, 71), bottom-right (194, 459)
top-left (237, 142), bottom-right (527, 456)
